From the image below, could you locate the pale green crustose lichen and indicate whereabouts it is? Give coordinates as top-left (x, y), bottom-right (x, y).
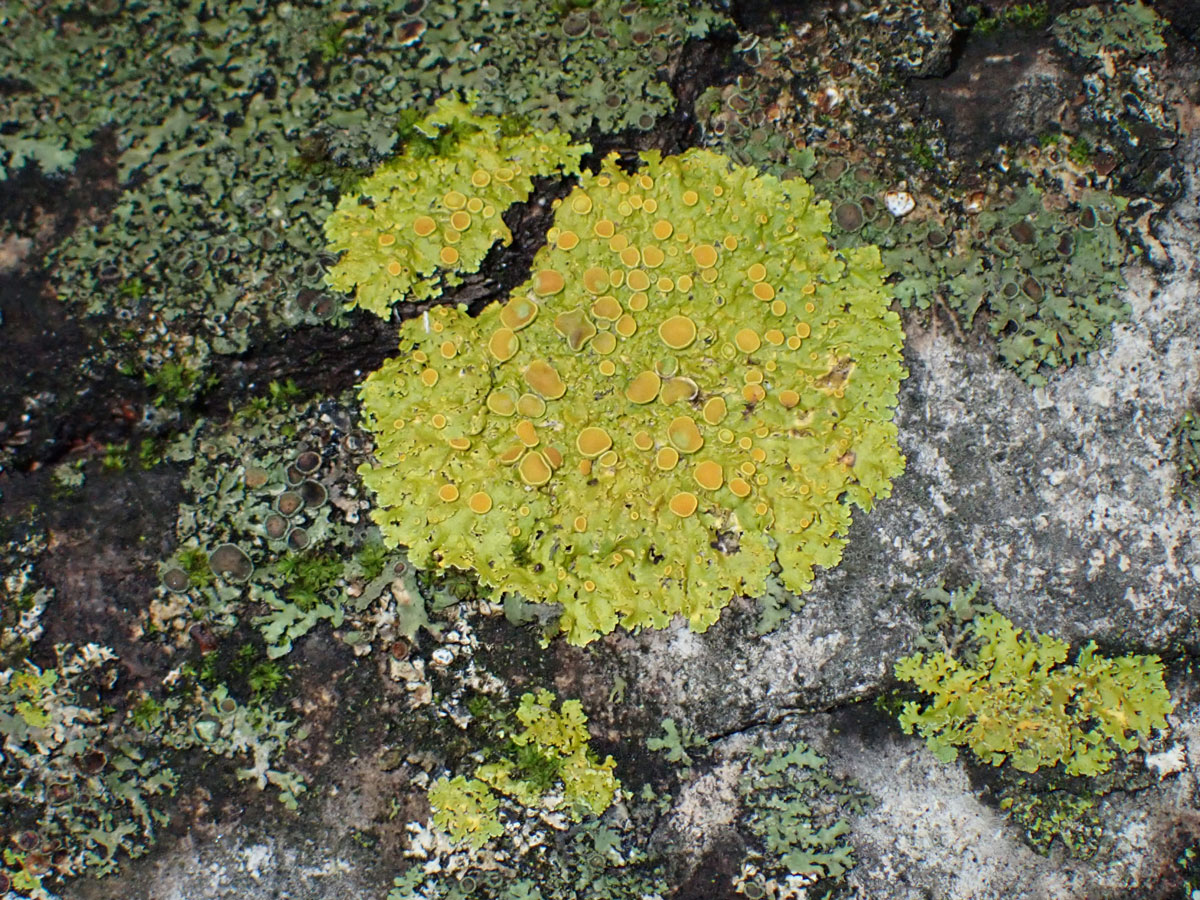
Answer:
top-left (356, 146), bottom-right (907, 645)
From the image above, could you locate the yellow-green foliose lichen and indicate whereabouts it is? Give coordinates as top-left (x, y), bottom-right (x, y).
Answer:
top-left (323, 95), bottom-right (588, 316)
top-left (357, 148), bottom-right (907, 644)
top-left (895, 611), bottom-right (1173, 776)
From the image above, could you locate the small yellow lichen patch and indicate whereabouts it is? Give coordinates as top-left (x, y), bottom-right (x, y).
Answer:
top-left (468, 491), bottom-right (493, 514)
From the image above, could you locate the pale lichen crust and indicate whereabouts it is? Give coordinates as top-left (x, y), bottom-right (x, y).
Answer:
top-left (359, 148), bottom-right (907, 644)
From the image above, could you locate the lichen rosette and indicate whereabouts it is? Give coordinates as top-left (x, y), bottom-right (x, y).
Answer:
top-left (359, 148), bottom-right (907, 644)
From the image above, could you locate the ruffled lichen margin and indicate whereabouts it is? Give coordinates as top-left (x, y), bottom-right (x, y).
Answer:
top-left (342, 112), bottom-right (907, 644)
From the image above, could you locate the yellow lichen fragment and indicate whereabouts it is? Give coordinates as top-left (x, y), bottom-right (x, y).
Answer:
top-left (438, 484), bottom-right (460, 502)
top-left (656, 447), bottom-right (679, 470)
top-left (324, 96), bottom-right (588, 316)
top-left (468, 491), bottom-right (493, 514)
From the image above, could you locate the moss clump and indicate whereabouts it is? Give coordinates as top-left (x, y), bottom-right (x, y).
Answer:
top-left (324, 96), bottom-right (588, 316)
top-left (357, 147), bottom-right (906, 644)
top-left (895, 611), bottom-right (1173, 776)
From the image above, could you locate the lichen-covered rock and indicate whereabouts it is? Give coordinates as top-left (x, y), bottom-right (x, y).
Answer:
top-left (357, 148), bottom-right (906, 644)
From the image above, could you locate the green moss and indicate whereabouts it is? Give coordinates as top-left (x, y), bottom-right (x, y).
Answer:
top-left (356, 147), bottom-right (907, 645)
top-left (895, 612), bottom-right (1173, 776)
